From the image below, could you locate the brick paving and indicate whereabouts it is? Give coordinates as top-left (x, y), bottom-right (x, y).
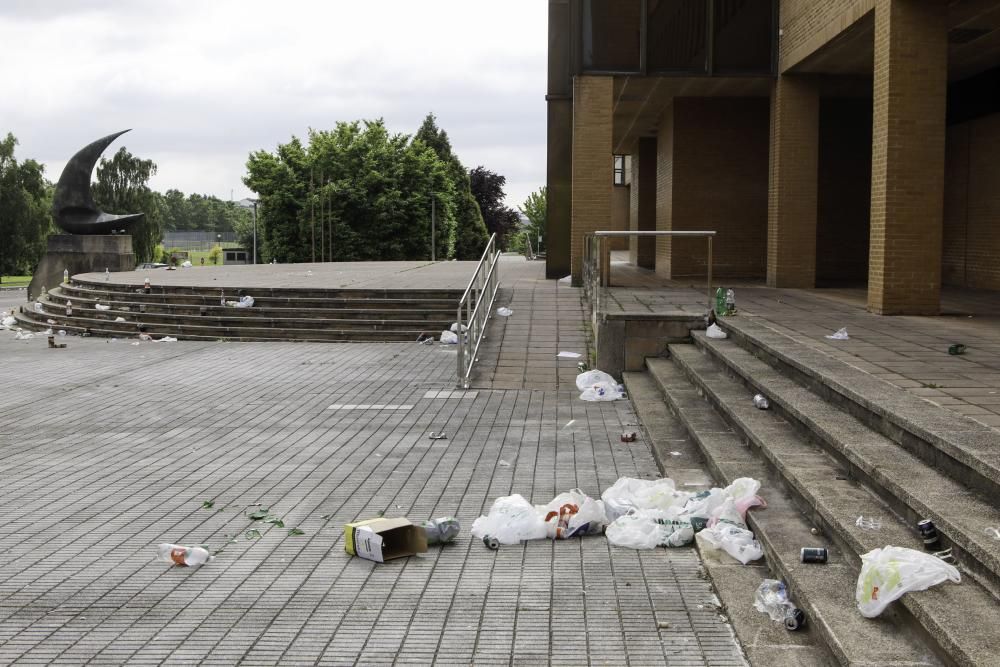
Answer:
top-left (0, 278), bottom-right (745, 666)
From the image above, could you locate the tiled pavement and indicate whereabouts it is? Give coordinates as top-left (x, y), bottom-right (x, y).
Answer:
top-left (0, 279), bottom-right (745, 666)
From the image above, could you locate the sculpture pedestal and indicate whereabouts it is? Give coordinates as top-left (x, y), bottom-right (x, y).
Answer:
top-left (28, 235), bottom-right (135, 300)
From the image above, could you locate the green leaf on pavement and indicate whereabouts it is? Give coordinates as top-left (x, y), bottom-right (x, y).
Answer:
top-left (201, 500), bottom-right (215, 509)
top-left (248, 509), bottom-right (269, 520)
top-left (288, 528), bottom-right (305, 536)
top-left (245, 529), bottom-right (262, 540)
top-left (265, 517), bottom-right (285, 527)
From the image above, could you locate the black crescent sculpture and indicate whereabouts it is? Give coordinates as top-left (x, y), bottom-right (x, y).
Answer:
top-left (52, 129), bottom-right (145, 235)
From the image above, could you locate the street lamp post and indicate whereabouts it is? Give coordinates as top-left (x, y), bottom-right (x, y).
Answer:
top-left (251, 199), bottom-right (258, 265)
top-left (431, 194), bottom-right (436, 262)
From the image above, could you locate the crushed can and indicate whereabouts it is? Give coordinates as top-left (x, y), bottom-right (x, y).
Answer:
top-left (620, 432), bottom-right (637, 443)
top-left (917, 519), bottom-right (941, 551)
top-left (483, 535), bottom-right (500, 550)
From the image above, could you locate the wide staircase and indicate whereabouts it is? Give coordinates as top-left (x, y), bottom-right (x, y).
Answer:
top-left (14, 276), bottom-right (461, 342)
top-left (624, 317), bottom-right (1000, 666)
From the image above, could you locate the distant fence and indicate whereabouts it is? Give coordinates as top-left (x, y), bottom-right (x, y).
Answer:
top-left (162, 232), bottom-right (240, 252)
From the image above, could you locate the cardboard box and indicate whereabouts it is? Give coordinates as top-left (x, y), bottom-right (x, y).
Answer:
top-left (344, 517), bottom-right (428, 563)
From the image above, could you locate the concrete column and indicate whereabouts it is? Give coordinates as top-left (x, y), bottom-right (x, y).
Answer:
top-left (629, 138), bottom-right (657, 269)
top-left (570, 75), bottom-right (614, 284)
top-left (868, 0), bottom-right (947, 314)
top-left (767, 75), bottom-right (819, 288)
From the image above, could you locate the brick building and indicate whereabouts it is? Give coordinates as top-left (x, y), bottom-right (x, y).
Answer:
top-left (547, 0), bottom-right (1000, 314)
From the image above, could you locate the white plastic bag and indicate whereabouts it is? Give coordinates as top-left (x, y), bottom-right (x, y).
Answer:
top-left (825, 327), bottom-right (849, 341)
top-left (181, 260), bottom-right (192, 268)
top-left (115, 317), bottom-right (126, 322)
top-left (606, 509), bottom-right (694, 549)
top-left (580, 381), bottom-right (625, 402)
top-left (156, 336), bottom-right (178, 342)
top-left (33, 302), bottom-right (44, 313)
top-left (706, 324), bottom-right (727, 339)
top-left (471, 494), bottom-right (547, 545)
top-left (1, 315), bottom-right (15, 328)
top-left (697, 523), bottom-right (763, 564)
top-left (439, 330), bottom-right (458, 345)
top-left (235, 296), bottom-right (254, 308)
top-left (496, 307), bottom-right (512, 317)
top-left (576, 370), bottom-right (616, 390)
top-left (856, 546), bottom-right (960, 618)
top-left (601, 477), bottom-right (692, 521)
top-left (95, 304), bottom-right (111, 311)
top-left (537, 489), bottom-right (607, 539)
top-left (449, 322), bottom-right (468, 333)
top-left (15, 330), bottom-right (33, 340)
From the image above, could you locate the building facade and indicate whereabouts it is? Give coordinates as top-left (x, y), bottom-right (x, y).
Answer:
top-left (547, 0), bottom-right (1000, 314)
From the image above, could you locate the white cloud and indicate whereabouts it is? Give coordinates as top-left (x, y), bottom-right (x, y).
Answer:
top-left (0, 0), bottom-right (547, 207)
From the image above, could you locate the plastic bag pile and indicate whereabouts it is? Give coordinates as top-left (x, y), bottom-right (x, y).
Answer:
top-left (470, 477), bottom-right (766, 565)
top-left (1, 311), bottom-right (16, 329)
top-left (576, 370), bottom-right (626, 402)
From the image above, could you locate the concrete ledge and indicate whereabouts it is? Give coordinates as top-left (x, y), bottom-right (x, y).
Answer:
top-left (595, 311), bottom-right (704, 377)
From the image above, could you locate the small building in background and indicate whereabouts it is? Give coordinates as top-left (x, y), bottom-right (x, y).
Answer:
top-left (223, 248), bottom-right (250, 265)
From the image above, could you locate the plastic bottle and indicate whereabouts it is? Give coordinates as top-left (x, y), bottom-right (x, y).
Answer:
top-left (753, 394), bottom-right (770, 410)
top-left (63, 268), bottom-right (69, 284)
top-left (65, 300), bottom-right (72, 317)
top-left (725, 288), bottom-right (736, 314)
top-left (156, 543), bottom-right (211, 567)
top-left (105, 268), bottom-right (110, 282)
top-left (715, 287), bottom-right (726, 316)
top-left (422, 517), bottom-right (461, 545)
top-left (144, 277), bottom-right (151, 294)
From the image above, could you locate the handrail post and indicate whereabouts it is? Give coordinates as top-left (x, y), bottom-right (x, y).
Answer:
top-left (456, 302), bottom-right (465, 388)
top-left (706, 235), bottom-right (713, 314)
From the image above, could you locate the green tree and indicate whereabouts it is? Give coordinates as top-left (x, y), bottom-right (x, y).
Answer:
top-left (470, 166), bottom-right (521, 250)
top-left (209, 244), bottom-right (222, 265)
top-left (244, 119), bottom-right (456, 263)
top-left (92, 147), bottom-right (163, 263)
top-left (0, 133), bottom-right (53, 279)
top-left (414, 113), bottom-right (489, 260)
top-left (519, 187), bottom-right (546, 254)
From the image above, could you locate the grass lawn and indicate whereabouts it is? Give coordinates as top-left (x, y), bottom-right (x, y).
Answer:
top-left (0, 275), bottom-right (30, 288)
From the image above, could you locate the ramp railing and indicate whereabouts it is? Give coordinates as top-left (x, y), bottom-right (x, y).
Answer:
top-left (456, 234), bottom-right (500, 389)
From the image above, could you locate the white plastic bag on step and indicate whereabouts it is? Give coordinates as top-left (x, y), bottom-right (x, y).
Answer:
top-left (706, 323), bottom-right (727, 339)
top-left (856, 546), bottom-right (960, 618)
top-left (439, 330), bottom-right (458, 344)
top-left (471, 494), bottom-right (547, 545)
top-left (825, 327), bottom-right (849, 340)
top-left (606, 509), bottom-right (694, 549)
top-left (449, 322), bottom-right (468, 333)
top-left (697, 523), bottom-right (764, 565)
top-left (235, 296), bottom-right (254, 308)
top-left (601, 477), bottom-right (692, 521)
top-left (537, 489), bottom-right (608, 539)
top-left (95, 304), bottom-right (111, 311)
top-left (1, 315), bottom-right (15, 328)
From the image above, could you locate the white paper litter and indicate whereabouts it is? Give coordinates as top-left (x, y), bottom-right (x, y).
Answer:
top-left (496, 307), bottom-right (513, 317)
top-left (825, 327), bottom-right (849, 340)
top-left (557, 351), bottom-right (582, 359)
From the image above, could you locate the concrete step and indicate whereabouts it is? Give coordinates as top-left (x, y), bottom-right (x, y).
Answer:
top-left (715, 318), bottom-right (1000, 502)
top-left (656, 350), bottom-right (999, 667)
top-left (623, 371), bottom-right (836, 667)
top-left (688, 332), bottom-right (1000, 597)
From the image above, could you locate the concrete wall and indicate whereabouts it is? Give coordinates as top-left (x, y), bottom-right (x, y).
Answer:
top-left (610, 185), bottom-right (630, 250)
top-left (943, 113), bottom-right (1000, 290)
top-left (657, 98), bottom-right (770, 280)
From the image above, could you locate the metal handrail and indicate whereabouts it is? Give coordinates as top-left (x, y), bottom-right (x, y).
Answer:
top-left (457, 234), bottom-right (500, 389)
top-left (583, 230), bottom-right (716, 313)
top-left (524, 234), bottom-right (535, 261)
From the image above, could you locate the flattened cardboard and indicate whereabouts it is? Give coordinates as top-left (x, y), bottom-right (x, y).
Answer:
top-left (344, 517), bottom-right (428, 563)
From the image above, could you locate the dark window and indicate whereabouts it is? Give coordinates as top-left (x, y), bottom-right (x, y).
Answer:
top-left (613, 155), bottom-right (626, 186)
top-left (226, 252), bottom-right (236, 261)
top-left (712, 0), bottom-right (774, 74)
top-left (583, 0), bottom-right (642, 72)
top-left (647, 0), bottom-right (708, 74)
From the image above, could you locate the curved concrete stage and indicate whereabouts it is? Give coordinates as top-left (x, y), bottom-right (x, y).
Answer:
top-left (14, 262), bottom-right (475, 342)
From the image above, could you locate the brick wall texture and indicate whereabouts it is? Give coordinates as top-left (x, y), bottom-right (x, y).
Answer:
top-left (657, 98), bottom-right (769, 280)
top-left (629, 138), bottom-right (657, 269)
top-left (570, 75), bottom-right (614, 283)
top-left (868, 0), bottom-right (947, 315)
top-left (610, 185), bottom-right (630, 250)
top-left (778, 0), bottom-right (875, 72)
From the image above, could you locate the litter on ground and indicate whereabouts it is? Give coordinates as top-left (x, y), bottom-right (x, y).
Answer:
top-left (856, 546), bottom-right (960, 618)
top-left (496, 307), bottom-right (512, 317)
top-left (557, 351), bottom-right (581, 359)
top-left (825, 327), bottom-right (849, 340)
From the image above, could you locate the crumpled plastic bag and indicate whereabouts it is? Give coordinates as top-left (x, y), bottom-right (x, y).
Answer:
top-left (156, 336), bottom-right (178, 342)
top-left (115, 317), bottom-right (126, 322)
top-left (95, 304), bottom-right (111, 311)
top-left (181, 260), bottom-right (192, 268)
top-left (537, 489), bottom-right (608, 539)
top-left (856, 546), bottom-right (960, 618)
top-left (496, 307), bottom-right (512, 317)
top-left (580, 382), bottom-right (625, 401)
top-left (439, 330), bottom-right (458, 345)
top-left (606, 508), bottom-right (694, 549)
top-left (825, 327), bottom-right (849, 341)
top-left (449, 322), bottom-right (468, 334)
top-left (471, 494), bottom-right (547, 545)
top-left (1, 314), bottom-right (16, 329)
top-left (235, 296), bottom-right (254, 308)
top-left (576, 370), bottom-right (615, 390)
top-left (33, 302), bottom-right (44, 314)
top-left (601, 477), bottom-right (691, 522)
top-left (15, 330), bottom-right (34, 340)
top-left (706, 323), bottom-right (727, 339)
top-left (697, 523), bottom-right (763, 564)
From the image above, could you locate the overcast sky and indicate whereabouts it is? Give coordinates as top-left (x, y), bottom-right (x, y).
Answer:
top-left (0, 0), bottom-right (547, 207)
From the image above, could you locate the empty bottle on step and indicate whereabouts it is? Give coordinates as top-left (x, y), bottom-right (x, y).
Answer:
top-left (65, 300), bottom-right (72, 317)
top-left (144, 277), bottom-right (151, 294)
top-left (63, 269), bottom-right (69, 284)
top-left (105, 268), bottom-right (110, 282)
top-left (725, 288), bottom-right (736, 314)
top-left (422, 517), bottom-right (461, 545)
top-left (156, 543), bottom-right (211, 567)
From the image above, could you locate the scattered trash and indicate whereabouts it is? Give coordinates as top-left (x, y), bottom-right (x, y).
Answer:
top-left (948, 343), bottom-right (966, 355)
top-left (698, 523), bottom-right (764, 564)
top-left (856, 546), bottom-right (960, 618)
top-left (429, 432), bottom-right (447, 440)
top-left (558, 275), bottom-right (571, 285)
top-left (449, 322), bottom-right (468, 334)
top-left (657, 621), bottom-right (671, 629)
top-left (576, 369), bottom-right (624, 402)
top-left (800, 547), bottom-right (828, 563)
top-left (46, 318), bottom-right (56, 325)
top-left (105, 268), bottom-right (110, 281)
top-left (562, 420), bottom-right (577, 430)
top-left (439, 330), bottom-right (459, 345)
top-left (498, 459), bottom-right (511, 467)
top-left (754, 580), bottom-right (805, 630)
top-left (576, 361), bottom-right (588, 372)
top-left (144, 277), bottom-right (151, 294)
top-left (2, 312), bottom-right (16, 328)
top-left (670, 451), bottom-right (682, 456)
top-left (115, 317), bottom-right (126, 322)
top-left (421, 517), bottom-right (461, 545)
top-left (40, 328), bottom-right (52, 335)
top-left (620, 432), bottom-right (637, 443)
top-left (752, 394), bottom-right (770, 410)
top-left (470, 490), bottom-right (607, 545)
top-left (496, 307), bottom-right (513, 317)
top-left (234, 296), bottom-right (254, 308)
top-left (47, 335), bottom-right (66, 349)
top-left (916, 519), bottom-right (941, 551)
top-left (557, 351), bottom-right (582, 359)
top-left (932, 548), bottom-right (955, 563)
top-left (63, 268), bottom-right (69, 284)
top-left (825, 327), bottom-right (849, 341)
top-left (483, 535), bottom-right (500, 550)
top-left (416, 333), bottom-right (435, 345)
top-left (344, 517), bottom-right (428, 563)
top-left (157, 543), bottom-right (212, 567)
top-left (856, 515), bottom-right (881, 531)
top-left (95, 304), bottom-right (111, 311)
top-left (181, 260), bottom-right (193, 268)
top-left (33, 302), bottom-right (44, 314)
top-left (131, 342), bottom-right (141, 346)
top-left (984, 527), bottom-right (1000, 540)
top-left (156, 336), bottom-right (178, 343)
top-left (706, 324), bottom-right (727, 339)
top-left (138, 334), bottom-right (153, 341)
top-left (15, 331), bottom-right (34, 340)
top-left (65, 301), bottom-right (73, 317)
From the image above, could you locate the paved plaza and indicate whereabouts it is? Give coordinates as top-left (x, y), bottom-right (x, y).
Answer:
top-left (0, 280), bottom-right (744, 666)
